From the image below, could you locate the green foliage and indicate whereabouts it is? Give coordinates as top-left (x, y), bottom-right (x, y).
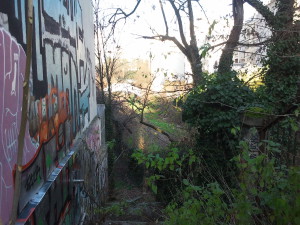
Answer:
top-left (258, 72), bottom-right (298, 112)
top-left (145, 112), bottom-right (177, 135)
top-left (259, 27), bottom-right (300, 112)
top-left (183, 72), bottom-right (255, 134)
top-left (244, 106), bottom-right (269, 118)
top-left (107, 138), bottom-right (118, 192)
top-left (164, 142), bottom-right (300, 225)
top-left (182, 72), bottom-right (257, 185)
top-left (165, 183), bottom-right (228, 225)
top-left (132, 147), bottom-right (194, 172)
top-left (107, 139), bottom-right (116, 150)
top-left (95, 201), bottom-right (128, 217)
top-left (132, 147), bottom-right (198, 200)
top-left (200, 43), bottom-right (211, 58)
top-left (131, 133), bottom-right (300, 225)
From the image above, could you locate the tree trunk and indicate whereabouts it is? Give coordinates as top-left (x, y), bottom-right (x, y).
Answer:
top-left (188, 46), bottom-right (203, 86)
top-left (245, 0), bottom-right (300, 108)
top-left (190, 59), bottom-right (203, 86)
top-left (99, 77), bottom-right (105, 104)
top-left (218, 0), bottom-right (244, 74)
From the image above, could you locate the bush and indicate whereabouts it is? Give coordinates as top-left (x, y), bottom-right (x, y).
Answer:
top-left (164, 143), bottom-right (300, 225)
top-left (182, 72), bottom-right (257, 185)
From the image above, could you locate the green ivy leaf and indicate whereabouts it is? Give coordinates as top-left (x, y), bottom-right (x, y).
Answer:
top-left (183, 179), bottom-right (189, 186)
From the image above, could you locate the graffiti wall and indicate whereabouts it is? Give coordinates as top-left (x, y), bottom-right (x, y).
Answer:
top-left (0, 0), bottom-right (107, 224)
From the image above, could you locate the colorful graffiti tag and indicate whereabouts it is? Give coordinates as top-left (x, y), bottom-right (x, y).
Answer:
top-left (0, 0), bottom-right (106, 224)
top-left (0, 26), bottom-right (35, 225)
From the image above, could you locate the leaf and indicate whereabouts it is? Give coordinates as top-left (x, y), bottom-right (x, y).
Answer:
top-left (295, 109), bottom-right (299, 117)
top-left (208, 20), bottom-right (217, 36)
top-left (170, 164), bottom-right (175, 171)
top-left (183, 179), bottom-right (189, 186)
top-left (165, 157), bottom-right (170, 165)
top-left (231, 128), bottom-right (237, 136)
top-left (291, 121), bottom-right (299, 132)
top-left (151, 184), bottom-right (158, 194)
top-left (158, 163), bottom-right (163, 171)
top-left (270, 147), bottom-right (281, 153)
top-left (259, 179), bottom-right (264, 188)
top-left (189, 156), bottom-right (196, 165)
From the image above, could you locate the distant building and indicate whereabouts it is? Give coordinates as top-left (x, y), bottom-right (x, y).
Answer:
top-left (232, 0), bottom-right (274, 72)
top-left (232, 0), bottom-right (300, 72)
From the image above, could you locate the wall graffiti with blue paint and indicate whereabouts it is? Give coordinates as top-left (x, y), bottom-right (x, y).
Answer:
top-left (0, 0), bottom-right (103, 224)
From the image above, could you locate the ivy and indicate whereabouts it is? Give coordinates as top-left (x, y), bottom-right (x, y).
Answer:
top-left (181, 72), bottom-right (258, 186)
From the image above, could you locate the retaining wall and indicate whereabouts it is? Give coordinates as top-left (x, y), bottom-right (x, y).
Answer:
top-left (0, 1), bottom-right (107, 224)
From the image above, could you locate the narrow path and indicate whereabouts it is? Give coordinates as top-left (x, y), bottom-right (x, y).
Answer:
top-left (103, 150), bottom-right (164, 225)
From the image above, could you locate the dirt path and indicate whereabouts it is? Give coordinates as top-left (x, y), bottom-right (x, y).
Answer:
top-left (102, 150), bottom-right (165, 225)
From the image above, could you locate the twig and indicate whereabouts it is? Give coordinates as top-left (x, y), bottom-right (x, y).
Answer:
top-left (109, 0), bottom-right (142, 25)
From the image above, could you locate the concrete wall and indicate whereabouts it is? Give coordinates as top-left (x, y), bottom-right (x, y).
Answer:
top-left (0, 1), bottom-right (107, 224)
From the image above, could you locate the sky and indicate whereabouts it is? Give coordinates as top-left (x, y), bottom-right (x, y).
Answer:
top-left (97, 0), bottom-right (273, 73)
top-left (98, 0), bottom-right (260, 59)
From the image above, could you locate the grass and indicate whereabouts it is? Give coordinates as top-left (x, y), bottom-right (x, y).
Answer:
top-left (126, 95), bottom-right (185, 137)
top-left (145, 112), bottom-right (177, 135)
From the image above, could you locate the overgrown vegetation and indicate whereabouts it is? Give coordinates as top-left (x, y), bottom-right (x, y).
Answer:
top-left (128, 32), bottom-right (300, 224)
top-left (132, 139), bottom-right (300, 224)
top-left (95, 0), bottom-right (300, 224)
top-left (164, 145), bottom-right (300, 224)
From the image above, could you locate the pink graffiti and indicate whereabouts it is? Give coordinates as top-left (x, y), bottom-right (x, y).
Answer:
top-left (86, 122), bottom-right (101, 153)
top-left (0, 28), bottom-right (36, 225)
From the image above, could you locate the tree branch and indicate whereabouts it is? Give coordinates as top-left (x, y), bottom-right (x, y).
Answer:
top-left (188, 0), bottom-right (197, 46)
top-left (195, 1), bottom-right (210, 24)
top-left (109, 0), bottom-right (142, 25)
top-left (159, 0), bottom-right (169, 36)
top-left (209, 38), bottom-right (271, 50)
top-left (168, 0), bottom-right (189, 48)
top-left (141, 35), bottom-right (189, 56)
top-left (244, 0), bottom-right (277, 28)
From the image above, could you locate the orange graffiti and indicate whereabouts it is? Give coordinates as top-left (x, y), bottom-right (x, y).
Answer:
top-left (22, 88), bottom-right (71, 171)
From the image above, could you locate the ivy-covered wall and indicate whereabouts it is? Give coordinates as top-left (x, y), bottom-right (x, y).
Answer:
top-left (0, 1), bottom-right (107, 224)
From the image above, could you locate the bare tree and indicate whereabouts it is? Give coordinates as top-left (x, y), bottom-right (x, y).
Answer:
top-left (106, 0), bottom-right (250, 85)
top-left (94, 0), bottom-right (124, 144)
top-left (107, 0), bottom-right (207, 86)
top-left (94, 0), bottom-right (121, 106)
top-left (142, 0), bottom-right (203, 86)
top-left (94, 0), bottom-right (105, 103)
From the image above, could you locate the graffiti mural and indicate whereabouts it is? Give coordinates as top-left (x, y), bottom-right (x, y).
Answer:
top-left (0, 0), bottom-right (106, 225)
top-left (0, 26), bottom-right (34, 225)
